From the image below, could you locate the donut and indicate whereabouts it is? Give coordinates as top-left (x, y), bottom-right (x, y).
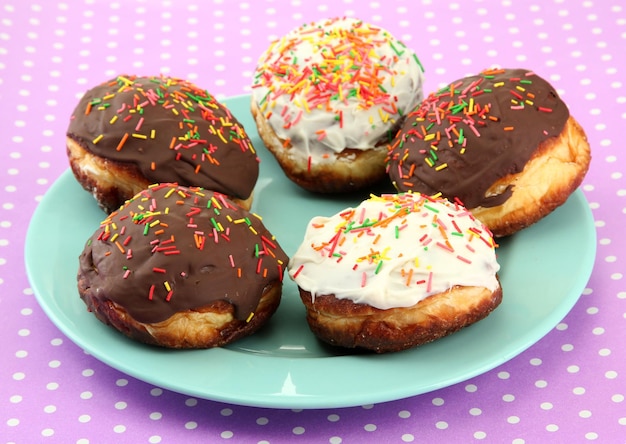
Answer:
top-left (251, 17), bottom-right (425, 193)
top-left (288, 192), bottom-right (502, 353)
top-left (67, 75), bottom-right (259, 213)
top-left (386, 68), bottom-right (591, 237)
top-left (77, 183), bottom-right (288, 348)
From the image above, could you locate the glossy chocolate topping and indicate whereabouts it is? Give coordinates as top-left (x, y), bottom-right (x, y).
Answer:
top-left (78, 184), bottom-right (288, 324)
top-left (387, 68), bottom-right (569, 208)
top-left (68, 75), bottom-right (259, 200)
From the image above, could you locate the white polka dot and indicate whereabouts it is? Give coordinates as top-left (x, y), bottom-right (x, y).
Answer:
top-left (568, 365), bottom-right (580, 373)
top-left (364, 424), bottom-right (377, 432)
top-left (546, 424), bottom-right (559, 432)
top-left (432, 397), bottom-right (445, 406)
top-left (113, 424), bottom-right (126, 433)
top-left (148, 436), bottom-right (162, 444)
top-left (221, 431), bottom-right (234, 439)
top-left (401, 434), bottom-right (415, 442)
top-left (78, 414), bottom-right (91, 423)
top-left (612, 394), bottom-right (625, 403)
top-left (562, 344), bottom-right (574, 352)
top-left (44, 405), bottom-right (56, 413)
top-left (606, 371), bottom-right (618, 379)
top-left (599, 348), bottom-right (611, 357)
top-left (530, 358), bottom-right (543, 366)
top-left (7, 418), bottom-right (19, 427)
top-left (435, 421), bottom-right (448, 429)
top-left (185, 398), bottom-right (198, 407)
top-left (221, 408), bottom-right (233, 416)
top-left (465, 384), bottom-right (478, 393)
top-left (573, 387), bottom-right (586, 395)
top-left (579, 410), bottom-right (592, 418)
top-left (327, 414), bottom-right (340, 422)
top-left (585, 432), bottom-right (599, 440)
top-left (474, 431), bottom-right (487, 439)
top-left (185, 422), bottom-right (197, 430)
top-left (10, 395), bottom-right (22, 403)
top-left (541, 402), bottom-right (553, 410)
top-left (398, 410), bottom-right (410, 419)
top-left (503, 394), bottom-right (515, 402)
top-left (80, 391), bottom-right (92, 400)
top-left (116, 379), bottom-right (128, 387)
top-left (292, 426), bottom-right (305, 435)
top-left (41, 428), bottom-right (54, 437)
top-left (535, 380), bottom-right (548, 388)
top-left (508, 416), bottom-right (520, 424)
top-left (149, 412), bottom-right (162, 420)
top-left (257, 417), bottom-right (269, 425)
top-left (469, 408), bottom-right (482, 416)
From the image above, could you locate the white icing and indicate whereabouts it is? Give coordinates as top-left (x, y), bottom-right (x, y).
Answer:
top-left (288, 193), bottom-right (500, 310)
top-left (251, 17), bottom-right (425, 160)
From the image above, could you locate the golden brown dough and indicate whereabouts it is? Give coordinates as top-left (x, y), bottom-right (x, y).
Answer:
top-left (251, 100), bottom-right (389, 194)
top-left (78, 280), bottom-right (282, 349)
top-left (471, 117), bottom-right (591, 236)
top-left (67, 138), bottom-right (253, 212)
top-left (299, 285), bottom-right (502, 354)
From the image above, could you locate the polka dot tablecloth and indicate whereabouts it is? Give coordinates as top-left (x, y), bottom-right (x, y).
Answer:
top-left (2, 0), bottom-right (625, 442)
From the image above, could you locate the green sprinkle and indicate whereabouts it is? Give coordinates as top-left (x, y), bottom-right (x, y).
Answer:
top-left (375, 260), bottom-right (383, 274)
top-left (423, 204), bottom-right (440, 213)
top-left (412, 53), bottom-right (425, 72)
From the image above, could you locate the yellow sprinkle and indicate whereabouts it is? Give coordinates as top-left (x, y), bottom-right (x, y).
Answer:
top-left (110, 233), bottom-right (119, 243)
top-left (102, 93), bottom-right (115, 100)
top-left (516, 85), bottom-right (525, 92)
top-left (424, 134), bottom-right (436, 141)
top-left (171, 108), bottom-right (179, 116)
top-left (525, 100), bottom-right (534, 106)
top-left (109, 115), bottom-right (118, 124)
top-left (132, 133), bottom-right (147, 139)
top-left (150, 129), bottom-right (156, 139)
top-left (494, 81), bottom-right (505, 87)
top-left (246, 312), bottom-right (255, 323)
top-left (164, 188), bottom-right (176, 198)
top-left (164, 281), bottom-right (171, 291)
top-left (435, 163), bottom-right (448, 171)
top-left (149, 220), bottom-right (160, 227)
top-left (249, 226), bottom-right (258, 235)
top-left (92, 134), bottom-right (104, 144)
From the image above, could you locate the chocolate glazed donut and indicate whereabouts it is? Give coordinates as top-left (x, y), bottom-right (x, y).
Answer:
top-left (67, 75), bottom-right (259, 213)
top-left (387, 68), bottom-right (590, 236)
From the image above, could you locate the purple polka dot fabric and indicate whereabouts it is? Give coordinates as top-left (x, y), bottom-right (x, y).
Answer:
top-left (2, 1), bottom-right (625, 442)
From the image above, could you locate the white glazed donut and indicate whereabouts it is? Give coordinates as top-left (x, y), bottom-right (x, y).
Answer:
top-left (288, 192), bottom-right (503, 353)
top-left (251, 17), bottom-right (426, 193)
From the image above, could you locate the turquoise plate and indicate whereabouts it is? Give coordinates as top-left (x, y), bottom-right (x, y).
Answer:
top-left (25, 95), bottom-right (597, 409)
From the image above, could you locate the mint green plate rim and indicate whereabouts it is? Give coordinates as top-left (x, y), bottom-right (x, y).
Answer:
top-left (25, 94), bottom-right (597, 409)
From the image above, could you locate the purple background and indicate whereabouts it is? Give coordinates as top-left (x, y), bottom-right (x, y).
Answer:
top-left (2, 0), bottom-right (625, 442)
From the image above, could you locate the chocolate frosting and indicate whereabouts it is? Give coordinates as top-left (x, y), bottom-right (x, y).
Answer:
top-left (67, 75), bottom-right (259, 200)
top-left (78, 184), bottom-right (288, 324)
top-left (387, 68), bottom-right (569, 208)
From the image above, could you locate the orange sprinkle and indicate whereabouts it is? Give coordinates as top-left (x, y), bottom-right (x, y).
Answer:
top-left (116, 133), bottom-right (129, 151)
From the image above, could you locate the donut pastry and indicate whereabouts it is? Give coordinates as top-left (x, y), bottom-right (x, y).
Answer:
top-left (289, 192), bottom-right (502, 353)
top-left (251, 17), bottom-right (425, 193)
top-left (77, 183), bottom-right (288, 348)
top-left (386, 68), bottom-right (591, 237)
top-left (67, 75), bottom-right (259, 213)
